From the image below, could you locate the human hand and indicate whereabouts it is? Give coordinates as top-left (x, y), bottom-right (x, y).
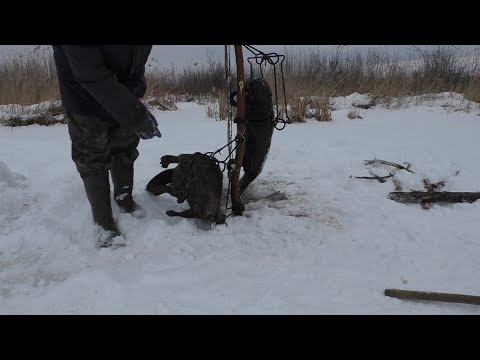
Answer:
top-left (137, 111), bottom-right (162, 140)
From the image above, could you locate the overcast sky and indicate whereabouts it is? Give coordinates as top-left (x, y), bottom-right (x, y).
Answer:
top-left (1, 45), bottom-right (479, 68)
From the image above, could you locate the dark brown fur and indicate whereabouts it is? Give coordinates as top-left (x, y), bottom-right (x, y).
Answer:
top-left (230, 77), bottom-right (275, 194)
top-left (146, 152), bottom-right (225, 224)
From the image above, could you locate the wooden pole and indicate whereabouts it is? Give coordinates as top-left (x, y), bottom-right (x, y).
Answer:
top-left (389, 191), bottom-right (480, 204)
top-left (231, 45), bottom-right (246, 216)
top-left (385, 288), bottom-right (480, 306)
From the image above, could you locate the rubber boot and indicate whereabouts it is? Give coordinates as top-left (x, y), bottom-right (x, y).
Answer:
top-left (111, 162), bottom-right (144, 218)
top-left (82, 172), bottom-right (124, 248)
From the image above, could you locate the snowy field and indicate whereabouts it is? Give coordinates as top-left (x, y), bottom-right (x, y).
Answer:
top-left (1, 95), bottom-right (480, 314)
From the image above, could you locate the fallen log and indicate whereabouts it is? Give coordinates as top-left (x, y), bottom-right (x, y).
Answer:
top-left (385, 289), bottom-right (480, 306)
top-left (388, 191), bottom-right (480, 204)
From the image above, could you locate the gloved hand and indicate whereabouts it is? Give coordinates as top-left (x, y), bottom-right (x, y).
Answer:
top-left (137, 110), bottom-right (162, 140)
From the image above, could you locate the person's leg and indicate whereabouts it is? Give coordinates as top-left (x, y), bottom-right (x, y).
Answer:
top-left (109, 125), bottom-right (142, 215)
top-left (66, 112), bottom-right (122, 247)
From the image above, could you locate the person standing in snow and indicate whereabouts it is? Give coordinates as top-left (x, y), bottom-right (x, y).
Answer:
top-left (52, 45), bottom-right (161, 248)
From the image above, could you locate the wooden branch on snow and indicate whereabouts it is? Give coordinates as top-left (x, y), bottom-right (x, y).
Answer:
top-left (352, 170), bottom-right (394, 183)
top-left (385, 289), bottom-right (480, 306)
top-left (353, 160), bottom-right (460, 195)
top-left (364, 159), bottom-right (414, 174)
top-left (352, 158), bottom-right (413, 184)
top-left (388, 191), bottom-right (480, 204)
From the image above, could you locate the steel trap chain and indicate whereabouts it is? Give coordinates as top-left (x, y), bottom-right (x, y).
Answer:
top-left (243, 45), bottom-right (291, 130)
top-left (204, 45), bottom-right (292, 222)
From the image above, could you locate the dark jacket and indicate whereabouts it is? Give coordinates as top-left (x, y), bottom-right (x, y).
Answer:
top-left (52, 45), bottom-right (153, 128)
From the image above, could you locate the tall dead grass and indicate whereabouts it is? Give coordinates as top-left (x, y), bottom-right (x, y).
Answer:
top-left (2, 45), bottom-right (480, 119)
top-left (0, 46), bottom-right (59, 105)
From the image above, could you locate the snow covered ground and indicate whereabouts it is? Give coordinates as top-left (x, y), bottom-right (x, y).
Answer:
top-left (1, 97), bottom-right (480, 314)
